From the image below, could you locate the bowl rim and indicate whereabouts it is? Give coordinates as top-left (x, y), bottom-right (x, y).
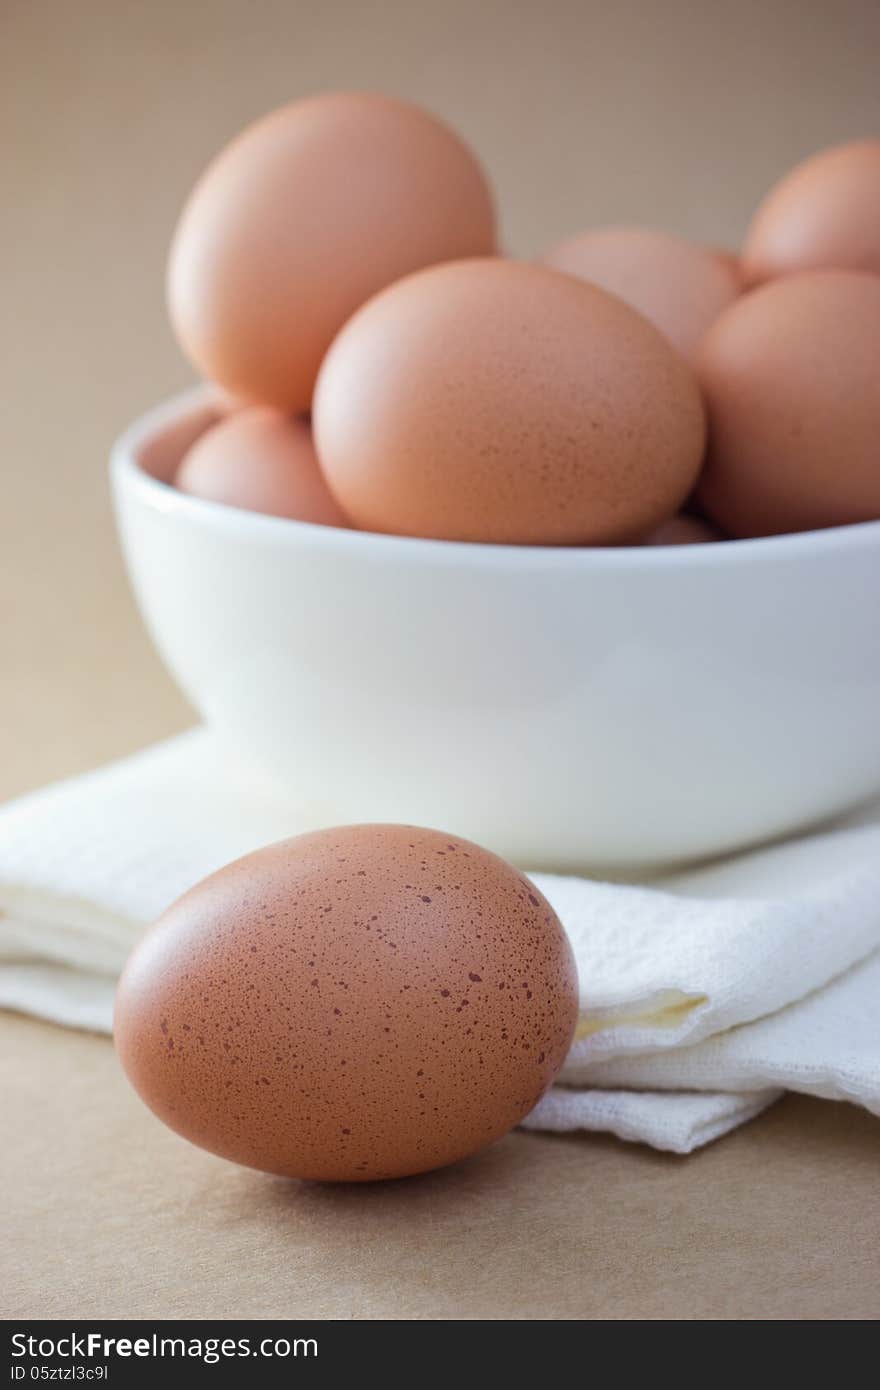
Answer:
top-left (112, 385), bottom-right (880, 572)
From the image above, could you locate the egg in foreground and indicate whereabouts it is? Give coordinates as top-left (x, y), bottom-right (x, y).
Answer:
top-left (114, 825), bottom-right (578, 1182)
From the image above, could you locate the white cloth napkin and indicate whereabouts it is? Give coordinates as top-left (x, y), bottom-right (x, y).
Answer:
top-left (2, 728), bottom-right (879, 1153)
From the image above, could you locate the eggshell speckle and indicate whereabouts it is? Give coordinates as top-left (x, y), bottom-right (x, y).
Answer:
top-left (314, 258), bottom-right (706, 545)
top-left (175, 408), bottom-right (349, 527)
top-left (167, 93), bottom-right (496, 411)
top-left (743, 139), bottom-right (880, 285)
top-left (697, 270), bottom-right (880, 536)
top-left (114, 825), bottom-right (579, 1182)
top-left (541, 226), bottom-right (741, 363)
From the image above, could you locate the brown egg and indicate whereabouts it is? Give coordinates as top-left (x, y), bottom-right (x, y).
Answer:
top-left (646, 513), bottom-right (721, 545)
top-left (696, 270), bottom-right (880, 537)
top-left (175, 408), bottom-right (349, 527)
top-left (314, 259), bottom-right (706, 545)
top-left (114, 825), bottom-right (578, 1182)
top-left (167, 93), bottom-right (496, 412)
top-left (743, 140), bottom-right (880, 284)
top-left (712, 247), bottom-right (745, 282)
top-left (205, 383), bottom-right (248, 416)
top-left (541, 227), bottom-right (741, 363)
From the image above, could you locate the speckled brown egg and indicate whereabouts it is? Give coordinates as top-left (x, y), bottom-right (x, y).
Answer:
top-left (540, 226), bottom-right (741, 364)
top-left (696, 269), bottom-right (880, 537)
top-left (313, 258), bottom-right (706, 545)
top-left (114, 825), bottom-right (578, 1182)
top-left (742, 139), bottom-right (880, 285)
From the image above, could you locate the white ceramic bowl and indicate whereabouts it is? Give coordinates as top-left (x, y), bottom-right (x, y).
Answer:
top-left (112, 388), bottom-right (880, 871)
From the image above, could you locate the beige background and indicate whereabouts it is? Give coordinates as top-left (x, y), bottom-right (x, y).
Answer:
top-left (3, 0), bottom-right (880, 1319)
